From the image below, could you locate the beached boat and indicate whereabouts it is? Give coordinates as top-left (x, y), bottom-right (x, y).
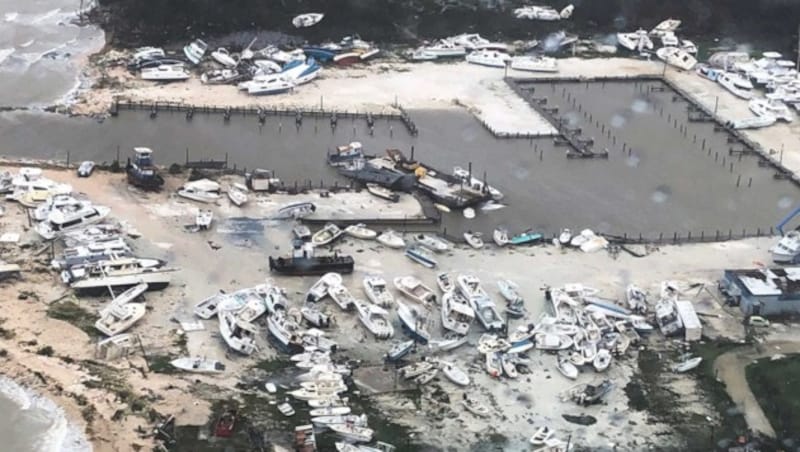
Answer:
top-left (771, 231), bottom-right (800, 263)
top-left (211, 47), bottom-right (237, 68)
top-left (396, 300), bottom-right (431, 344)
top-left (514, 5), bottom-right (561, 21)
top-left (355, 301), bottom-right (394, 339)
top-left (267, 312), bottom-right (306, 354)
top-left (413, 234), bottom-right (449, 253)
top-left (651, 18), bottom-right (681, 36)
top-left (453, 166), bottom-right (503, 200)
top-left (248, 77), bottom-right (294, 96)
top-left (309, 406), bottom-right (352, 417)
top-left (625, 284), bottom-right (648, 313)
top-left (293, 224), bottom-right (311, 241)
top-left (235, 293), bottom-right (268, 323)
top-left (510, 55), bottom-right (558, 72)
top-left (414, 40), bottom-right (467, 59)
top-left (306, 272), bottom-right (342, 302)
top-left (466, 49), bottom-right (511, 68)
top-left (32, 194), bottom-right (82, 221)
top-left (501, 354), bottom-right (518, 378)
top-left (301, 305), bottom-right (332, 328)
top-left (377, 229), bottom-right (405, 248)
top-left (750, 98), bottom-right (793, 122)
top-left (195, 209), bottom-right (213, 230)
top-left (219, 310), bottom-right (257, 355)
top-left (593, 349), bottom-right (612, 372)
top-left (311, 223), bottom-right (344, 247)
top-left (170, 357), bottom-right (226, 373)
top-left (363, 275), bottom-right (394, 307)
top-left (463, 231), bottom-right (484, 249)
top-left (717, 71), bottom-right (754, 99)
top-left (191, 291), bottom-right (229, 319)
top-left (95, 300), bottom-right (146, 337)
top-left (436, 272), bottom-right (454, 293)
top-left (462, 396), bottom-right (490, 417)
top-left (36, 203), bottom-right (111, 240)
top-left (140, 64), bottom-right (191, 81)
top-left (329, 423), bottom-right (373, 443)
top-left (497, 279), bottom-right (523, 303)
top-left (556, 353), bottom-right (579, 379)
top-left (656, 46), bottom-right (697, 71)
top-left (414, 368), bottom-right (439, 385)
top-left (405, 245), bottom-right (438, 269)
top-left (393, 276), bottom-right (437, 305)
top-left (270, 243), bottom-right (353, 276)
top-left (470, 296), bottom-right (505, 332)
top-left (456, 274), bottom-right (488, 300)
top-left (535, 332), bottom-right (573, 350)
top-left (485, 352), bottom-right (503, 377)
top-left (672, 356), bottom-right (702, 373)
top-left (386, 339), bottom-right (415, 361)
top-left (329, 284), bottom-right (357, 311)
top-left (441, 290), bottom-right (474, 335)
top-left (201, 69), bottom-right (241, 85)
top-left (493, 228), bottom-right (510, 247)
top-left (400, 360), bottom-right (436, 379)
top-left (365, 183), bottom-right (399, 202)
top-left (440, 361), bottom-right (470, 386)
top-left (344, 223), bottom-right (377, 240)
top-left (177, 179), bottom-right (221, 203)
top-left (312, 414), bottom-right (366, 428)
top-left (227, 183), bottom-right (248, 206)
top-left (510, 230), bottom-right (542, 246)
top-left (616, 29), bottom-right (653, 52)
top-left (183, 39), bottom-right (208, 64)
top-left (63, 258), bottom-right (175, 292)
top-left (293, 13), bottom-right (324, 28)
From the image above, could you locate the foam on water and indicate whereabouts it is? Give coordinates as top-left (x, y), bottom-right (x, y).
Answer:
top-left (3, 11), bottom-right (18, 22)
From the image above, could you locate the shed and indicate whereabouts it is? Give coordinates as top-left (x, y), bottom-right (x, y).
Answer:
top-left (675, 300), bottom-right (702, 342)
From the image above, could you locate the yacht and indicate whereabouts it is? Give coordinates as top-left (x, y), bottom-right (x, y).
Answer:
top-left (183, 39), bottom-right (208, 65)
top-left (616, 30), bottom-right (653, 52)
top-left (466, 50), bottom-right (511, 68)
top-left (450, 33), bottom-right (508, 52)
top-left (248, 77), bottom-right (294, 96)
top-left (717, 71), bottom-right (754, 99)
top-left (514, 5), bottom-right (561, 21)
top-left (771, 230), bottom-right (800, 263)
top-left (510, 55), bottom-right (558, 73)
top-left (416, 40), bottom-right (467, 59)
top-left (140, 64), bottom-right (190, 81)
top-left (210, 48), bottom-right (238, 68)
top-left (62, 257), bottom-right (175, 292)
top-left (656, 46), bottom-right (697, 71)
top-left (36, 202), bottom-right (111, 240)
top-left (33, 194), bottom-right (83, 221)
top-left (177, 179), bottom-right (222, 203)
top-left (749, 98), bottom-right (793, 122)
top-left (441, 290), bottom-right (474, 335)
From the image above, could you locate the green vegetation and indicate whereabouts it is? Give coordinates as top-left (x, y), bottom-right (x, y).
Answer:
top-left (746, 354), bottom-right (800, 439)
top-left (81, 359), bottom-right (149, 414)
top-left (46, 301), bottom-right (101, 338)
top-left (148, 355), bottom-right (179, 374)
top-left (252, 358), bottom-right (293, 373)
top-left (0, 318), bottom-right (16, 339)
top-left (36, 346), bottom-right (54, 356)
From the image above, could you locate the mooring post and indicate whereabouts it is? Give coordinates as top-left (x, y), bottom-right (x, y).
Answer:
top-left (748, 177), bottom-right (752, 187)
top-left (736, 174), bottom-right (741, 187)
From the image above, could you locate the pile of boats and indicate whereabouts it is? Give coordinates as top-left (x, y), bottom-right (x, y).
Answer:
top-left (513, 4), bottom-right (574, 21)
top-left (615, 18), bottom-right (697, 71)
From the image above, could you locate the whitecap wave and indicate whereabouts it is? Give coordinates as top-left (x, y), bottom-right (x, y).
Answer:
top-left (18, 39), bottom-right (35, 48)
top-left (30, 8), bottom-right (62, 25)
top-left (4, 12), bottom-right (19, 22)
top-left (0, 48), bottom-right (15, 65)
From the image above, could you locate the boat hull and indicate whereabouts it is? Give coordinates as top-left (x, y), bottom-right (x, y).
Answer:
top-left (269, 256), bottom-right (354, 276)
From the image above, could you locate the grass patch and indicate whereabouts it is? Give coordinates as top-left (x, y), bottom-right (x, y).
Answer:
top-left (148, 355), bottom-right (179, 374)
top-left (81, 359), bottom-right (150, 414)
top-left (0, 319), bottom-right (16, 339)
top-left (36, 346), bottom-right (54, 356)
top-left (746, 354), bottom-right (800, 440)
top-left (47, 301), bottom-right (100, 338)
top-left (252, 358), bottom-right (293, 373)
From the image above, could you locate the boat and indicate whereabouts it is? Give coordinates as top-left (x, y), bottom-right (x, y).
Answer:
top-left (625, 284), bottom-right (648, 313)
top-left (201, 68), bottom-right (241, 85)
top-left (386, 339), bottom-right (414, 361)
top-left (651, 18), bottom-right (681, 36)
top-left (293, 12), bottom-right (324, 28)
top-left (140, 64), bottom-right (191, 81)
top-left (328, 142), bottom-right (367, 168)
top-left (355, 301), bottom-right (394, 339)
top-left (593, 349), bottom-right (612, 372)
top-left (333, 51), bottom-right (361, 66)
top-left (235, 292), bottom-right (268, 323)
top-left (530, 426), bottom-right (555, 446)
top-left (393, 276), bottom-right (437, 305)
top-left (749, 98), bottom-right (793, 122)
top-left (50, 243), bottom-right (132, 271)
top-left (400, 360), bottom-right (436, 379)
top-left (275, 202), bottom-right (316, 219)
top-left (338, 159), bottom-right (417, 192)
top-left (514, 5), bottom-right (561, 21)
top-left (126, 147), bottom-right (165, 191)
top-left (396, 300), bottom-right (431, 344)
top-left (470, 296), bottom-right (505, 331)
top-left (376, 230), bottom-right (405, 248)
top-left (560, 4), bottom-right (575, 18)
top-left (301, 305), bottom-right (332, 328)
top-left (510, 230), bottom-right (542, 246)
top-left (630, 315), bottom-right (655, 334)
top-left (571, 380), bottom-right (614, 406)
top-left (558, 229), bottom-right (572, 245)
top-left (427, 333), bottom-right (468, 353)
top-left (412, 234), bottom-right (449, 253)
top-left (195, 209), bottom-right (213, 230)
top-left (497, 279), bottom-right (522, 303)
top-left (485, 352), bottom-right (502, 377)
top-left (556, 354), bottom-right (578, 379)
top-left (345, 223), bottom-right (377, 240)
top-left (183, 39), bottom-right (208, 64)
top-left (436, 272), bottom-right (454, 293)
top-left (306, 396), bottom-right (347, 407)
top-left (312, 414), bottom-right (366, 427)
top-left (211, 48), bottom-right (237, 68)
top-left (170, 357), bottom-right (226, 373)
top-left (365, 183), bottom-right (399, 202)
top-left (32, 194), bottom-right (82, 221)
top-left (718, 71), bottom-right (754, 99)
top-left (456, 274), bottom-right (488, 300)
top-left (282, 58), bottom-right (322, 85)
top-left (219, 311), bottom-right (257, 355)
top-left (269, 244), bottom-right (354, 276)
top-left (500, 354), bottom-right (518, 379)
top-left (493, 228), bottom-right (510, 247)
top-left (466, 50), bottom-right (511, 68)
top-left (306, 272), bottom-right (342, 302)
top-left (263, 285), bottom-right (288, 315)
top-left (214, 409), bottom-right (236, 437)
top-left (656, 46), bottom-right (697, 71)
top-left (440, 361), bottom-right (470, 386)
top-left (293, 224), bottom-right (311, 241)
top-left (329, 284), bottom-right (357, 311)
top-left (672, 356), bottom-right (703, 373)
top-left (248, 77), bottom-right (294, 96)
top-left (441, 290), bottom-right (474, 335)
top-left (329, 423), bottom-right (373, 443)
top-left (450, 33), bottom-right (508, 52)
top-left (63, 258), bottom-right (175, 292)
top-left (463, 231), bottom-right (483, 249)
top-left (655, 300), bottom-right (683, 336)
top-left (222, 183), bottom-right (249, 207)
top-left (309, 407), bottom-right (352, 417)
top-left (95, 300), bottom-right (146, 336)
top-left (267, 312), bottom-right (306, 354)
top-left (303, 46), bottom-right (338, 63)
top-left (771, 231), bottom-right (800, 263)
top-left (727, 114), bottom-right (778, 130)
top-left (177, 179), bottom-right (221, 203)
top-left (363, 275), bottom-right (394, 307)
top-left (16, 189), bottom-right (54, 208)
top-left (415, 40), bottom-right (467, 59)
top-left (277, 402), bottom-right (295, 417)
top-left (453, 166), bottom-right (503, 200)
top-left (510, 55), bottom-right (558, 73)
top-left (462, 396), bottom-right (490, 417)
top-left (405, 245), bottom-right (438, 269)
top-left (534, 332), bottom-right (573, 350)
top-left (414, 368), bottom-right (439, 385)
top-left (36, 203), bottom-right (111, 240)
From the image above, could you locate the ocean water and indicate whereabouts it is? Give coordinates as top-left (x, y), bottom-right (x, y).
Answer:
top-left (0, 0), bottom-right (104, 107)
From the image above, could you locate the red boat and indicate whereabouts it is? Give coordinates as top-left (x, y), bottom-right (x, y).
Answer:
top-left (214, 410), bottom-right (237, 437)
top-left (333, 52), bottom-right (361, 66)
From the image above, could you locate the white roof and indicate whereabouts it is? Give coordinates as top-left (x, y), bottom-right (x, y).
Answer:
top-left (133, 147), bottom-right (153, 154)
top-left (675, 300), bottom-right (701, 329)
top-left (736, 267), bottom-right (800, 296)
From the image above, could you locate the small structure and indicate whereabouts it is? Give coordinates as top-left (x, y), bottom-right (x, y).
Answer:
top-left (675, 300), bottom-right (702, 341)
top-left (245, 169), bottom-right (280, 192)
top-left (720, 267), bottom-right (800, 316)
top-left (126, 147), bottom-right (165, 191)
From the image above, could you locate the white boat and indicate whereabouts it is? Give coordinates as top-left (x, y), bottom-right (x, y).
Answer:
top-left (201, 69), bottom-right (240, 85)
top-left (355, 301), bottom-right (394, 339)
top-left (329, 423), bottom-right (373, 443)
top-left (405, 245), bottom-right (438, 269)
top-left (497, 279), bottom-right (522, 303)
top-left (456, 274), bottom-right (488, 300)
top-left (63, 258), bottom-right (173, 291)
top-left (727, 114), bottom-right (777, 130)
top-left (36, 203), bottom-right (111, 240)
top-left (386, 339), bottom-right (414, 361)
top-left (625, 284), bottom-right (648, 313)
top-left (659, 31), bottom-right (679, 47)
top-left (177, 179), bottom-right (221, 203)
top-left (569, 229), bottom-right (595, 247)
top-left (277, 402), bottom-right (295, 416)
top-left (33, 194), bottom-right (83, 221)
top-left (414, 367), bottom-right (439, 385)
top-left (656, 46), bottom-right (697, 71)
top-left (247, 77), bottom-right (294, 96)
top-left (264, 285), bottom-right (288, 315)
top-left (141, 64), bottom-right (190, 81)
top-left (440, 361), bottom-right (470, 386)
top-left (312, 414), bottom-right (366, 427)
top-left (415, 40), bottom-right (467, 59)
top-left (465, 50), bottom-right (511, 68)
top-left (534, 332), bottom-right (573, 350)
top-left (396, 300), bottom-right (431, 344)
top-left (306, 396), bottom-right (347, 407)
top-left (462, 397), bottom-right (490, 417)
top-left (558, 228), bottom-right (572, 245)
top-left (306, 272), bottom-right (342, 302)
top-left (771, 230), bottom-right (800, 263)
top-left (650, 18), bottom-right (681, 36)
top-left (393, 276), bottom-right (437, 305)
top-left (463, 231), bottom-right (484, 249)
top-left (329, 284), bottom-right (357, 311)
top-left (311, 223), bottom-right (344, 246)
top-left (345, 223), bottom-right (377, 240)
top-left (95, 301), bottom-right (146, 336)
top-left (365, 183), bottom-right (399, 202)
top-left (427, 333), bottom-right (468, 353)
top-left (717, 71), bottom-right (754, 99)
top-left (560, 4), bottom-right (575, 19)
top-left (655, 299), bottom-right (683, 336)
top-left (309, 406), bottom-right (352, 417)
top-left (413, 234), bottom-right (449, 253)
top-left (530, 426), bottom-right (555, 446)
top-left (514, 5), bottom-right (561, 21)
top-left (672, 356), bottom-right (703, 373)
top-left (441, 290), bottom-right (474, 335)
top-left (510, 55), bottom-right (558, 73)
top-left (291, 350), bottom-right (330, 363)
top-left (183, 39), bottom-right (208, 64)
top-left (485, 351), bottom-right (503, 377)
top-left (293, 12), bottom-right (324, 28)
top-left (453, 166), bottom-right (503, 200)
top-left (749, 98), bottom-right (793, 122)
top-left (170, 357), bottom-right (225, 373)
top-left (470, 296), bottom-right (504, 331)
top-left (267, 312), bottom-right (306, 354)
top-left (556, 354), bottom-right (578, 379)
top-left (219, 310), bottom-right (257, 355)
top-left (301, 305), bottom-right (332, 328)
top-left (450, 33), bottom-right (508, 52)
top-left (630, 315), bottom-right (655, 334)
top-left (294, 224), bottom-right (311, 240)
top-left (681, 39), bottom-right (698, 54)
top-left (195, 209), bottom-right (213, 230)
top-left (227, 183), bottom-right (248, 206)
top-left (377, 230), bottom-right (405, 248)
top-left (363, 275), bottom-right (394, 307)
top-left (211, 48), bottom-right (238, 68)
top-left (400, 360), bottom-right (436, 379)
top-left (593, 349), bottom-right (612, 372)
top-left (493, 228), bottom-right (510, 247)
top-left (501, 354), bottom-right (518, 378)
top-left (436, 272), bottom-right (454, 293)
top-left (235, 293), bottom-right (268, 323)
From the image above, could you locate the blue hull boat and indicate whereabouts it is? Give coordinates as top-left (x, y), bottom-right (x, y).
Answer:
top-left (404, 246), bottom-right (438, 269)
top-left (303, 47), bottom-right (337, 63)
top-left (510, 230), bottom-right (542, 246)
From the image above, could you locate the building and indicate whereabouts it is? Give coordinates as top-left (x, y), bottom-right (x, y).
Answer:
top-left (720, 267), bottom-right (800, 316)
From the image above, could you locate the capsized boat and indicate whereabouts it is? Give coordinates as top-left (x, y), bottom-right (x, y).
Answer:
top-left (393, 276), bottom-right (437, 305)
top-left (363, 275), bottom-right (394, 307)
top-left (170, 357), bottom-right (226, 373)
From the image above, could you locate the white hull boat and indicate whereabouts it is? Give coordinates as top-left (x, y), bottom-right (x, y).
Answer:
top-left (301, 305), bottom-right (332, 328)
top-left (219, 310), bottom-right (257, 355)
top-left (514, 5), bottom-right (561, 21)
top-left (312, 414), bottom-right (366, 427)
top-left (593, 349), bottom-right (612, 372)
top-left (36, 204), bottom-right (111, 240)
top-left (413, 234), bottom-right (449, 253)
top-left (201, 69), bottom-right (241, 85)
top-left (718, 71), bottom-right (754, 99)
top-left (211, 48), bottom-right (238, 68)
top-left (345, 223), bottom-right (377, 240)
top-left (497, 279), bottom-right (522, 303)
top-left (625, 284), bottom-right (648, 313)
top-left (466, 50), bottom-right (511, 68)
top-left (405, 245), bottom-right (438, 269)
top-left (329, 284), bottom-right (357, 311)
top-left (556, 354), bottom-right (578, 379)
top-left (95, 302), bottom-right (146, 336)
top-left (309, 406), bottom-right (352, 417)
top-left (365, 183), bottom-right (399, 202)
top-left (463, 231), bottom-right (484, 249)
top-left (462, 397), bottom-right (490, 417)
top-left (140, 64), bottom-right (190, 81)
top-left (227, 183), bottom-right (248, 206)
top-left (363, 275), bottom-right (394, 307)
top-left (656, 46), bottom-right (697, 71)
top-left (312, 223), bottom-right (344, 247)
top-left (441, 290), bottom-right (474, 335)
top-left (293, 12), bottom-right (324, 28)
top-left (329, 423), bottom-right (373, 443)
top-left (393, 276), bottom-right (437, 305)
top-left (396, 300), bottom-right (431, 344)
top-left (248, 77), bottom-right (294, 96)
top-left (485, 351), bottom-right (502, 377)
top-left (177, 179), bottom-right (222, 203)
top-left (436, 272), bottom-right (454, 293)
top-left (355, 301), bottom-right (394, 339)
top-left (183, 39), bottom-right (208, 65)
top-left (456, 274), bottom-right (489, 300)
top-left (672, 356), bottom-right (702, 373)
top-left (534, 332), bottom-right (573, 350)
top-left (493, 228), bottom-right (510, 247)
top-left (170, 357), bottom-right (225, 373)
top-left (267, 312), bottom-right (306, 353)
top-left (510, 55), bottom-right (558, 72)
top-left (440, 361), bottom-right (470, 386)
top-left (306, 272), bottom-right (342, 302)
top-left (750, 98), bottom-right (793, 122)
top-left (470, 296), bottom-right (505, 331)
top-left (377, 229), bottom-right (405, 248)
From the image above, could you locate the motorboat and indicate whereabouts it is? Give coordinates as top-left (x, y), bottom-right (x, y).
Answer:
top-left (328, 284), bottom-right (357, 311)
top-left (396, 300), bottom-right (431, 344)
top-left (441, 290), bottom-right (474, 335)
top-left (569, 229), bottom-right (595, 247)
top-left (530, 426), bottom-right (555, 447)
top-left (440, 361), bottom-right (470, 386)
top-left (456, 274), bottom-right (489, 300)
top-left (405, 245), bottom-right (438, 269)
top-left (659, 31), bottom-right (679, 47)
top-left (201, 69), bottom-right (241, 85)
top-left (219, 310), bottom-right (257, 355)
top-left (449, 33), bottom-right (508, 52)
top-left (510, 55), bottom-right (558, 73)
top-left (183, 39), bottom-right (208, 64)
top-left (558, 228), bottom-right (572, 245)
top-left (141, 64), bottom-right (190, 81)
top-left (329, 423), bottom-right (373, 443)
top-left (227, 183), bottom-right (248, 206)
top-left (656, 46), bottom-right (697, 71)
top-left (593, 349), bottom-right (612, 372)
top-left (377, 229), bottom-right (405, 248)
top-left (485, 352), bottom-right (502, 377)
top-left (294, 224), bottom-right (311, 241)
top-left (16, 189), bottom-right (54, 208)
top-left (64, 257), bottom-right (174, 292)
top-left (708, 51), bottom-right (751, 70)
top-left (281, 58), bottom-right (322, 85)
top-left (493, 228), bottom-right (510, 247)
top-left (501, 354), bottom-right (518, 378)
top-left (275, 202), bottom-right (316, 219)
top-left (194, 290), bottom-right (226, 319)
top-left (300, 305), bottom-right (332, 328)
top-left (363, 275), bottom-right (394, 307)
top-left (264, 285), bottom-right (288, 315)
top-left (717, 71), bottom-right (754, 99)
top-left (291, 350), bottom-right (330, 363)
top-left (534, 332), bottom-right (573, 350)
top-left (333, 52), bottom-right (361, 66)
top-left (234, 292), bottom-right (268, 323)
top-left (170, 357), bottom-right (225, 373)
top-left (414, 367), bottom-right (439, 385)
top-left (328, 142), bottom-right (366, 168)
top-left (309, 407), bottom-right (353, 417)
top-left (465, 50), bottom-right (511, 68)
top-left (414, 40), bottom-right (467, 59)
top-left (672, 356), bottom-right (702, 373)
top-left (497, 279), bottom-right (523, 303)
top-left (211, 48), bottom-right (238, 68)
top-left (276, 402), bottom-right (295, 417)
top-left (267, 312), bottom-right (305, 354)
top-left (33, 194), bottom-right (82, 221)
top-left (556, 353), bottom-right (578, 379)
top-left (312, 414), bottom-right (366, 427)
top-left (311, 223), bottom-right (344, 247)
top-left (427, 333), bottom-right (468, 354)
top-left (50, 241), bottom-right (132, 270)
top-left (195, 209), bottom-right (213, 230)
top-left (771, 230), bottom-right (800, 263)
top-left (36, 203), bottom-right (111, 240)
top-left (177, 179), bottom-right (222, 203)
top-left (514, 5), bottom-right (561, 21)
top-left (462, 396), bottom-right (490, 417)
top-left (559, 4), bottom-right (575, 19)
top-left (355, 301), bottom-right (394, 339)
top-left (470, 296), bottom-right (505, 331)
top-left (681, 40), bottom-right (698, 54)
top-left (95, 298), bottom-right (146, 336)
top-left (394, 276), bottom-right (437, 305)
top-left (625, 284), bottom-right (648, 313)
top-left (344, 223), bottom-right (377, 240)
top-left (696, 64), bottom-right (721, 81)
top-left (386, 339), bottom-right (415, 361)
top-left (650, 18), bottom-right (681, 37)
top-left (726, 115), bottom-right (777, 130)
top-left (463, 231), bottom-right (484, 249)
top-left (749, 98), bottom-right (793, 122)
top-left (436, 272), bottom-right (454, 293)
top-left (453, 166), bottom-right (503, 200)
top-left (655, 299), bottom-right (683, 336)
top-left (413, 234), bottom-right (449, 253)
top-left (290, 387), bottom-right (346, 401)
top-left (247, 77), bottom-right (294, 96)
top-left (306, 272), bottom-right (342, 302)
top-left (293, 12), bottom-right (324, 28)
top-left (366, 183), bottom-right (399, 202)
top-left (630, 315), bottom-right (655, 334)
top-left (400, 360), bottom-right (436, 379)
